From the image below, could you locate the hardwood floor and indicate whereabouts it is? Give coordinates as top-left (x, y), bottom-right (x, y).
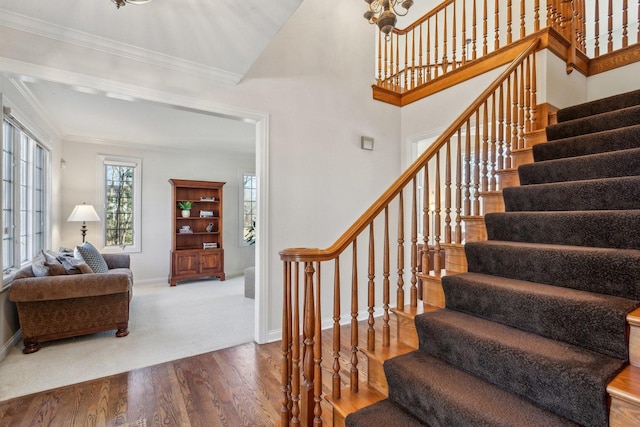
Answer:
top-left (0, 341), bottom-right (286, 426)
top-left (0, 317), bottom-right (386, 426)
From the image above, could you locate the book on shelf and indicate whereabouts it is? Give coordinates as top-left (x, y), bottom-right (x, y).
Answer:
top-left (199, 210), bottom-right (214, 217)
top-left (199, 197), bottom-right (216, 201)
top-left (203, 242), bottom-right (218, 249)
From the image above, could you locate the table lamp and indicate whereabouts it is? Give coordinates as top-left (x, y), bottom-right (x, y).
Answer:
top-left (67, 203), bottom-right (100, 243)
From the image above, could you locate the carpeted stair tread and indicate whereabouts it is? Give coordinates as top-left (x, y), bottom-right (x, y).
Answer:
top-left (556, 88), bottom-right (640, 122)
top-left (345, 398), bottom-right (429, 427)
top-left (464, 240), bottom-right (640, 299)
top-left (533, 124), bottom-right (640, 162)
top-left (484, 210), bottom-right (640, 249)
top-left (546, 104), bottom-right (640, 140)
top-left (414, 310), bottom-right (625, 427)
top-left (442, 272), bottom-right (639, 359)
top-left (503, 176), bottom-right (640, 211)
top-left (384, 350), bottom-right (581, 427)
top-left (518, 147), bottom-right (640, 185)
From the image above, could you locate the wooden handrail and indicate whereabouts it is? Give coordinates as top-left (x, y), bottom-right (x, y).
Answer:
top-left (279, 38), bottom-right (540, 264)
top-left (392, 0), bottom-right (456, 35)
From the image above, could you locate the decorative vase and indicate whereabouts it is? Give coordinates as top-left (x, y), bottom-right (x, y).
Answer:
top-left (181, 210), bottom-right (190, 218)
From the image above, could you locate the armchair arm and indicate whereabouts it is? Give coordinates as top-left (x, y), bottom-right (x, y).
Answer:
top-left (102, 253), bottom-right (131, 270)
top-left (8, 273), bottom-right (130, 302)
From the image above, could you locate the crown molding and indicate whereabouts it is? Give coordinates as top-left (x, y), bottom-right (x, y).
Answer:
top-left (0, 8), bottom-right (243, 86)
top-left (62, 134), bottom-right (253, 155)
top-left (4, 78), bottom-right (63, 143)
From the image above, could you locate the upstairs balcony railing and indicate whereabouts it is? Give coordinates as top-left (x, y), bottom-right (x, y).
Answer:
top-left (376, 0), bottom-right (640, 94)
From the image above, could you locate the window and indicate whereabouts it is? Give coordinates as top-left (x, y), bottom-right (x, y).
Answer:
top-left (99, 156), bottom-right (141, 253)
top-left (2, 118), bottom-right (49, 274)
top-left (2, 121), bottom-right (15, 270)
top-left (241, 172), bottom-right (256, 245)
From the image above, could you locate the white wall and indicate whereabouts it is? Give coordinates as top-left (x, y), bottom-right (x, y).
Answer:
top-left (60, 140), bottom-right (255, 282)
top-left (587, 62), bottom-right (640, 100)
top-left (0, 0), bottom-right (402, 338)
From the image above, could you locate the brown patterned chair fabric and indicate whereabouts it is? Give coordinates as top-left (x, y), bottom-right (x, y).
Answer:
top-left (8, 253), bottom-right (133, 354)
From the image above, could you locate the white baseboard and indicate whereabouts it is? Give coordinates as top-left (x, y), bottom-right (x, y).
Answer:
top-left (266, 308), bottom-right (386, 344)
top-left (135, 271), bottom-right (245, 286)
top-left (0, 329), bottom-right (21, 362)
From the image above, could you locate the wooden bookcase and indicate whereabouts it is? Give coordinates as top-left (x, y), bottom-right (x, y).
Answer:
top-left (169, 179), bottom-right (226, 286)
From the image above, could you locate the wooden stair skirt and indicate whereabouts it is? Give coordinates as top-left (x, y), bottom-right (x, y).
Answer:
top-left (328, 303), bottom-right (441, 427)
top-left (608, 308), bottom-right (640, 425)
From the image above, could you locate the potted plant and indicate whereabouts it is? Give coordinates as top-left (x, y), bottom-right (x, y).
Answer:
top-left (177, 201), bottom-right (193, 218)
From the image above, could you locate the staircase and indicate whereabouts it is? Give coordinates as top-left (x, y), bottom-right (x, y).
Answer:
top-left (345, 89), bottom-right (640, 426)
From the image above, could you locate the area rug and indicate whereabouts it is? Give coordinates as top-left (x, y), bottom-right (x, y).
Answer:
top-left (0, 275), bottom-right (254, 401)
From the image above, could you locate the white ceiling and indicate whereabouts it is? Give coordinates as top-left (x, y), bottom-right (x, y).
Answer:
top-left (0, 0), bottom-right (304, 153)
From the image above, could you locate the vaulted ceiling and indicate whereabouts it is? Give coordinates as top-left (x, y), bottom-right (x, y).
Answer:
top-left (0, 0), bottom-right (304, 153)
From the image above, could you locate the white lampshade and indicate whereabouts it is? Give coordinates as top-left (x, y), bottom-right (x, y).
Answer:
top-left (67, 204), bottom-right (101, 222)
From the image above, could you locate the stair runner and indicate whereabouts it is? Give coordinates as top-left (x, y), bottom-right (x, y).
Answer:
top-left (346, 88), bottom-right (640, 426)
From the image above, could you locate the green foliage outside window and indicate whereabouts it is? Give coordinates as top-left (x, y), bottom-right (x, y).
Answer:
top-left (243, 173), bottom-right (256, 245)
top-left (105, 165), bottom-right (134, 248)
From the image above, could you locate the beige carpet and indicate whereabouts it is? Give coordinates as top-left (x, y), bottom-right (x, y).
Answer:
top-left (0, 275), bottom-right (254, 401)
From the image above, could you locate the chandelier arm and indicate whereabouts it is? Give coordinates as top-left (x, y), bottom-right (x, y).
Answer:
top-left (391, 1), bottom-right (411, 17)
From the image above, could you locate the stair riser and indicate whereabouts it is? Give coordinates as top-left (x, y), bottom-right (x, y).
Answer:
top-left (366, 358), bottom-right (388, 395)
top-left (396, 314), bottom-right (418, 348)
top-left (533, 124), bottom-right (640, 162)
top-left (511, 148), bottom-right (534, 168)
top-left (519, 148), bottom-right (640, 185)
top-left (443, 273), bottom-right (637, 359)
top-left (546, 105), bottom-right (640, 140)
top-left (465, 242), bottom-right (640, 300)
top-left (503, 176), bottom-right (640, 212)
top-left (480, 191), bottom-right (504, 214)
top-left (440, 244), bottom-right (468, 273)
top-left (484, 211), bottom-right (640, 250)
top-left (461, 216), bottom-right (487, 242)
top-left (421, 276), bottom-right (445, 308)
top-left (497, 169), bottom-right (520, 188)
top-left (609, 398), bottom-right (640, 427)
top-left (522, 129), bottom-right (548, 148)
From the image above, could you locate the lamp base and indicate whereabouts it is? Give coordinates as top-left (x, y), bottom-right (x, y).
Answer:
top-left (80, 222), bottom-right (88, 243)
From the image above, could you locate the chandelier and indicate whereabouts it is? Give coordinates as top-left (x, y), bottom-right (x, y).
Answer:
top-left (112, 0), bottom-right (152, 9)
top-left (363, 0), bottom-right (414, 35)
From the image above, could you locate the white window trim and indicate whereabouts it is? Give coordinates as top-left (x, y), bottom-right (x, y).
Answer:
top-left (239, 169), bottom-right (256, 247)
top-left (1, 100), bottom-right (51, 282)
top-left (97, 154), bottom-right (142, 253)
